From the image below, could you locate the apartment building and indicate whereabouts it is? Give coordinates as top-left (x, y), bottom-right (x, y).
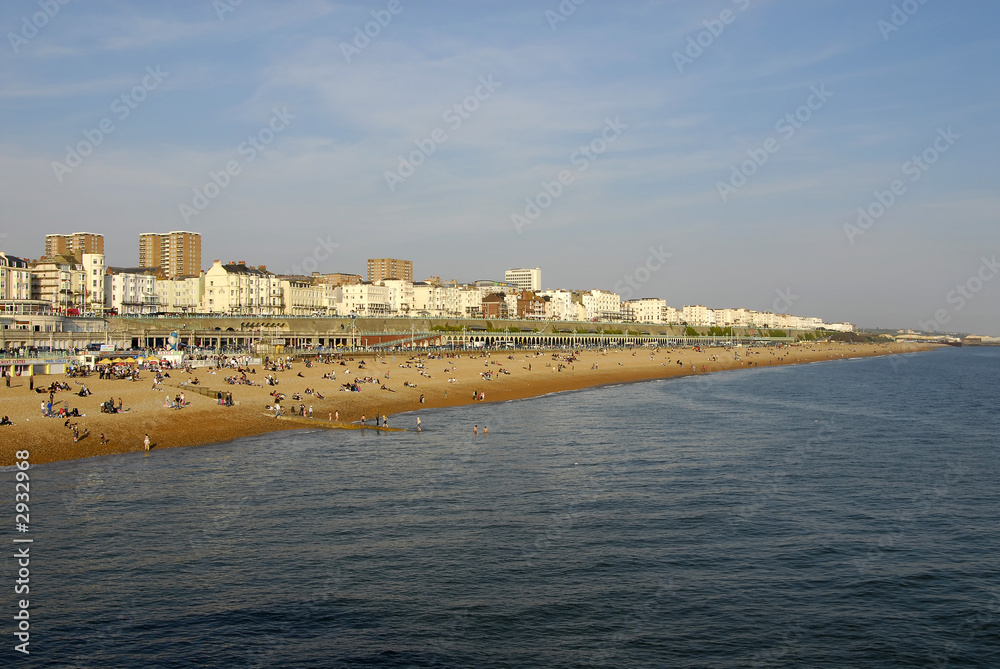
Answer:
top-left (139, 231), bottom-right (202, 279)
top-left (314, 272), bottom-right (362, 287)
top-left (45, 232), bottom-right (103, 257)
top-left (504, 267), bottom-right (541, 292)
top-left (367, 258), bottom-right (413, 283)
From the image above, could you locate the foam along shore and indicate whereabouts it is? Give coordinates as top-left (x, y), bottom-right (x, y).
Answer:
top-left (0, 341), bottom-right (936, 465)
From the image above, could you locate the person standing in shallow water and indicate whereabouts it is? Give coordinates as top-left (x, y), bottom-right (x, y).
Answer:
top-left (143, 434), bottom-right (150, 451)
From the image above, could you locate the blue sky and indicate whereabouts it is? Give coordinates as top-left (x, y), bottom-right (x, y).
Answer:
top-left (2, 0), bottom-right (999, 334)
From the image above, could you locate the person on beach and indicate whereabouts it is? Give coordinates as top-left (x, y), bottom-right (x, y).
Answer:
top-left (335, 410), bottom-right (339, 421)
top-left (143, 434), bottom-right (150, 451)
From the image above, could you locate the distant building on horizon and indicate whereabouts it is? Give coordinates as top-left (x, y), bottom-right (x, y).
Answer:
top-left (368, 258), bottom-right (413, 283)
top-left (45, 232), bottom-right (103, 258)
top-left (474, 279), bottom-right (519, 297)
top-left (313, 272), bottom-right (362, 287)
top-left (505, 267), bottom-right (541, 292)
top-left (139, 231), bottom-right (201, 279)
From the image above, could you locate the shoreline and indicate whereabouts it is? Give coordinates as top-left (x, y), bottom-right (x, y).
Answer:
top-left (0, 342), bottom-right (938, 466)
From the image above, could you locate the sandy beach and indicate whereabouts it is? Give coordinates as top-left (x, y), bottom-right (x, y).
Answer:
top-left (0, 341), bottom-right (935, 465)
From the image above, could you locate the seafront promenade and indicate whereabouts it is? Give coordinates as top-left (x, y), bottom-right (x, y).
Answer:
top-left (3, 315), bottom-right (801, 353)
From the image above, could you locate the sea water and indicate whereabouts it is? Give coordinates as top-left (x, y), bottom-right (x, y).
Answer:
top-left (8, 347), bottom-right (1000, 667)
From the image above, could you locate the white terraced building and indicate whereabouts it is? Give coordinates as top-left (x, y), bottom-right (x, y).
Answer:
top-left (203, 260), bottom-right (283, 315)
top-left (105, 267), bottom-right (161, 316)
top-left (156, 274), bottom-right (204, 313)
top-left (340, 283), bottom-right (390, 317)
top-left (581, 289), bottom-right (622, 322)
top-left (624, 298), bottom-right (667, 324)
